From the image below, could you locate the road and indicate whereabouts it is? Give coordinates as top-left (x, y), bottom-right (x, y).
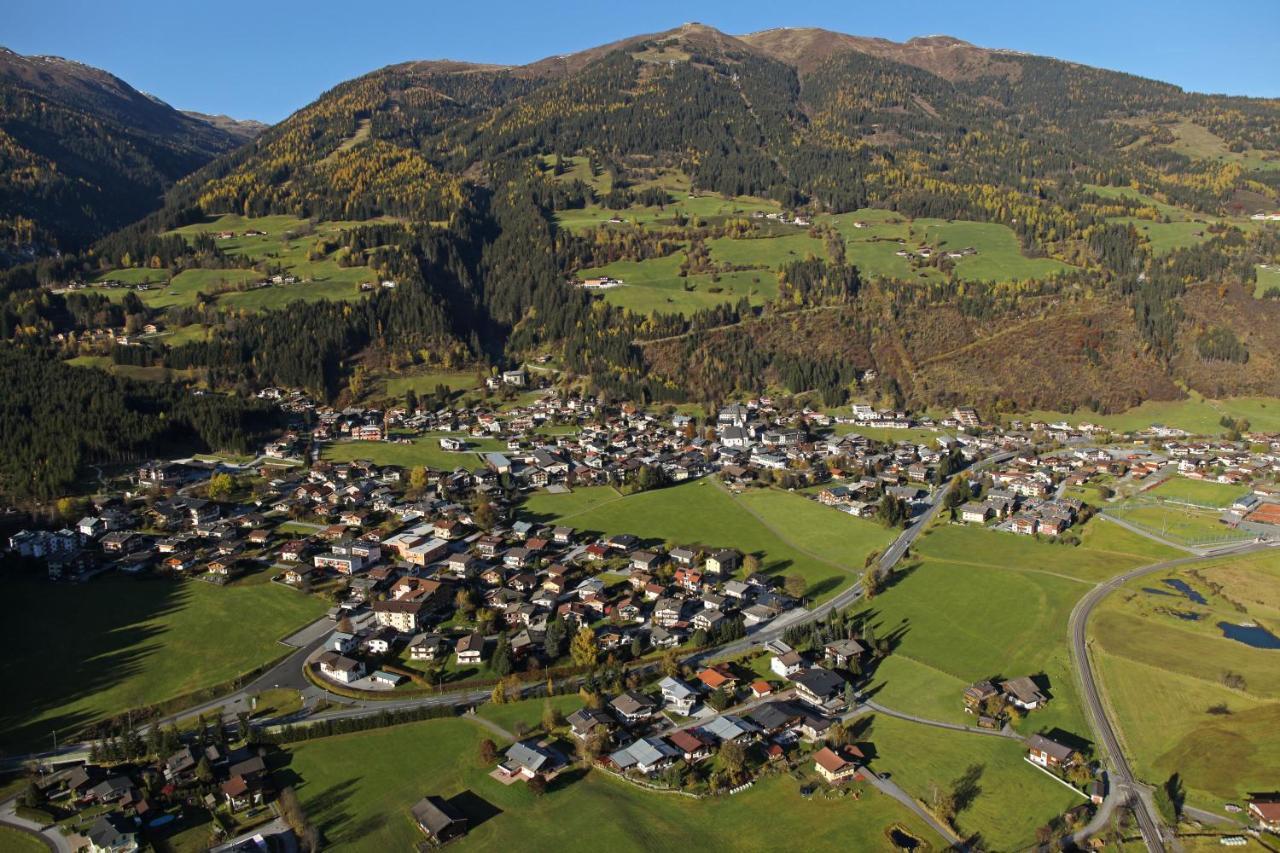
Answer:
top-left (0, 796), bottom-right (70, 853)
top-left (1067, 539), bottom-right (1272, 852)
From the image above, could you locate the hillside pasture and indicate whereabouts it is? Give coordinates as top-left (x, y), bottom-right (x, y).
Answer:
top-left (283, 716), bottom-right (936, 852)
top-left (0, 577), bottom-right (326, 752)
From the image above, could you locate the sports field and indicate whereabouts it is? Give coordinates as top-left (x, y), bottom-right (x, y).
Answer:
top-left (1089, 550), bottom-right (1280, 813)
top-left (1105, 503), bottom-right (1250, 548)
top-left (1145, 476), bottom-right (1249, 508)
top-left (283, 716), bottom-right (935, 852)
top-left (1, 577), bottom-right (325, 752)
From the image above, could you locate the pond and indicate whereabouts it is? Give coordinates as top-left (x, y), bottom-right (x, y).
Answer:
top-left (1163, 578), bottom-right (1207, 605)
top-left (1218, 622), bottom-right (1280, 649)
top-left (887, 826), bottom-right (923, 850)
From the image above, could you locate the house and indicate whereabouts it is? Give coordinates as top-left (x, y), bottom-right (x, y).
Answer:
top-left (750, 680), bottom-right (772, 699)
top-left (823, 638), bottom-right (866, 668)
top-left (409, 633), bottom-right (448, 660)
top-left (696, 664), bottom-right (737, 693)
top-left (962, 680), bottom-right (1000, 712)
top-left (700, 714), bottom-right (757, 744)
top-left (610, 690), bottom-right (657, 724)
top-left (791, 667), bottom-right (847, 709)
top-left (455, 631), bottom-right (485, 665)
top-left (705, 549), bottom-right (740, 576)
top-left (567, 707), bottom-right (616, 741)
top-left (498, 740), bottom-right (563, 780)
top-left (813, 745), bottom-right (864, 784)
top-left (220, 773), bottom-right (265, 811)
top-left (1025, 733), bottom-right (1077, 769)
top-left (771, 651), bottom-right (804, 679)
top-left (317, 651), bottom-right (365, 684)
top-left (1001, 676), bottom-right (1047, 710)
top-left (670, 546), bottom-right (697, 566)
top-left (959, 502), bottom-right (993, 523)
top-left (631, 550), bottom-right (663, 572)
top-left (659, 676), bottom-right (698, 715)
top-left (411, 795), bottom-right (468, 844)
top-left (1246, 798), bottom-right (1280, 832)
top-left (610, 737), bottom-right (680, 774)
top-left (667, 729), bottom-right (714, 763)
top-left (86, 813), bottom-right (138, 853)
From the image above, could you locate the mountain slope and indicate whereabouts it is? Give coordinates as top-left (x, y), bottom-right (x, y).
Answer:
top-left (0, 46), bottom-right (262, 261)
top-left (7, 25), bottom-right (1280, 416)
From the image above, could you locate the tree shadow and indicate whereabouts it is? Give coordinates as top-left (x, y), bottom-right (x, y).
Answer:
top-left (1, 573), bottom-right (193, 751)
top-left (952, 763), bottom-right (984, 815)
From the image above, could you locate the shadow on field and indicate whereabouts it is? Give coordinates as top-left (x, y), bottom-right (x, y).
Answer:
top-left (2, 573), bottom-right (191, 752)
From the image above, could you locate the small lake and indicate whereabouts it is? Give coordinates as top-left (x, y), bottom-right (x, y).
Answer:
top-left (1163, 578), bottom-right (1207, 605)
top-left (1218, 622), bottom-right (1280, 649)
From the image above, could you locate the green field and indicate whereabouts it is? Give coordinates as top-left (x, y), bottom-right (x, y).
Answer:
top-left (322, 433), bottom-right (509, 470)
top-left (864, 521), bottom-right (1178, 738)
top-left (0, 827), bottom-right (47, 853)
top-left (1114, 216), bottom-right (1219, 255)
top-left (915, 219), bottom-right (1074, 282)
top-left (554, 193), bottom-right (780, 232)
top-left (1255, 264), bottom-right (1280, 299)
top-left (576, 249), bottom-right (781, 316)
top-left (0, 577), bottom-right (326, 751)
top-left (283, 716), bottom-right (936, 852)
top-left (66, 354), bottom-right (205, 384)
top-left (380, 369), bottom-right (483, 400)
top-left (522, 480), bottom-right (889, 601)
top-left (1162, 120), bottom-right (1280, 172)
top-left (1146, 476), bottom-right (1249, 508)
top-left (475, 693), bottom-right (582, 735)
top-left (865, 714), bottom-right (1085, 851)
top-left (1090, 550), bottom-right (1280, 812)
top-left (1022, 393), bottom-right (1280, 435)
top-left (86, 214), bottom-right (387, 312)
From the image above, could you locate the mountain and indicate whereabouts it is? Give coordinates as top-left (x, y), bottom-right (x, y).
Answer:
top-left (0, 46), bottom-right (262, 261)
top-left (4, 24), bottom-right (1280, 421)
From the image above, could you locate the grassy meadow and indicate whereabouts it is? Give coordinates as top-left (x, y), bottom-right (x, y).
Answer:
top-left (322, 433), bottom-right (510, 471)
top-left (865, 714), bottom-right (1085, 851)
top-left (862, 520), bottom-right (1180, 740)
top-left (522, 480), bottom-right (893, 602)
top-left (282, 716), bottom-right (935, 852)
top-left (0, 577), bottom-right (326, 752)
top-left (1089, 550), bottom-right (1280, 813)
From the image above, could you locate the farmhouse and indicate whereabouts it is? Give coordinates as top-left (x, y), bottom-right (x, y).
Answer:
top-left (813, 745), bottom-right (864, 784)
top-left (1246, 799), bottom-right (1280, 832)
top-left (1001, 676), bottom-right (1047, 710)
top-left (1025, 733), bottom-right (1077, 769)
top-left (411, 795), bottom-right (468, 844)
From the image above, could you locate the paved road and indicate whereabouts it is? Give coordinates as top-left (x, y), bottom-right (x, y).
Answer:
top-left (857, 699), bottom-right (1020, 740)
top-left (862, 771), bottom-right (967, 851)
top-left (0, 796), bottom-right (70, 853)
top-left (1067, 540), bottom-right (1272, 852)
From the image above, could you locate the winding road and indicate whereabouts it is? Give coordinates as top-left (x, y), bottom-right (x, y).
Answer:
top-left (1067, 535), bottom-right (1272, 851)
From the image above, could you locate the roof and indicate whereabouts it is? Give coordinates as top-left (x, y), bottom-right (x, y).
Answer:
top-left (1025, 734), bottom-right (1076, 763)
top-left (412, 795), bottom-right (466, 835)
top-left (814, 746), bottom-right (857, 774)
top-left (791, 667), bottom-right (845, 697)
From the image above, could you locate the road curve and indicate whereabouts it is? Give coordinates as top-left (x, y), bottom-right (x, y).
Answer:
top-left (1067, 541), bottom-right (1271, 851)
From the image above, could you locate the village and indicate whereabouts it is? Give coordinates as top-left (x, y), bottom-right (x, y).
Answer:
top-left (9, 384), bottom-right (1280, 850)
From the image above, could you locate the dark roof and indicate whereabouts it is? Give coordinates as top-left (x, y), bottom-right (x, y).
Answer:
top-left (791, 667), bottom-right (846, 698)
top-left (412, 795), bottom-right (466, 836)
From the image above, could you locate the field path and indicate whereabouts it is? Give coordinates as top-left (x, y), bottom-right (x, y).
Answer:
top-left (464, 710), bottom-right (516, 742)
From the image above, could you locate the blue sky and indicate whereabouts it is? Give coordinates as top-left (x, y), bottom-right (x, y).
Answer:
top-left (5, 0), bottom-right (1277, 122)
